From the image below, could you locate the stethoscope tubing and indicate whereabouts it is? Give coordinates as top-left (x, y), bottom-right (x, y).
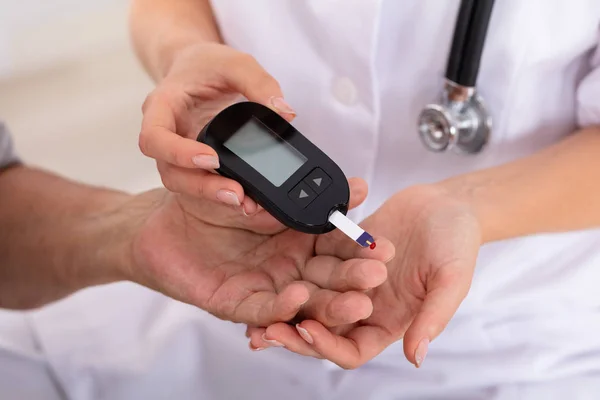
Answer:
top-left (445, 0), bottom-right (495, 88)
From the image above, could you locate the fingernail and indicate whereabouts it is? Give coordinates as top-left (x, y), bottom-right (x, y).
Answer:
top-left (249, 342), bottom-right (265, 352)
top-left (261, 333), bottom-right (284, 347)
top-left (415, 338), bottom-right (429, 368)
top-left (270, 96), bottom-right (296, 115)
top-left (296, 324), bottom-right (314, 344)
top-left (241, 202), bottom-right (253, 217)
top-left (192, 154), bottom-right (219, 169)
top-left (241, 206), bottom-right (249, 217)
top-left (216, 190), bottom-right (241, 206)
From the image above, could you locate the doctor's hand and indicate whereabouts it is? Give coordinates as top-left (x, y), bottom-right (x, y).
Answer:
top-left (127, 178), bottom-right (395, 330)
top-left (247, 185), bottom-right (481, 368)
top-left (138, 42), bottom-right (295, 218)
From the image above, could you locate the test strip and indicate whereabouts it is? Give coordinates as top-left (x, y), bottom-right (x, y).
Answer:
top-left (328, 210), bottom-right (376, 249)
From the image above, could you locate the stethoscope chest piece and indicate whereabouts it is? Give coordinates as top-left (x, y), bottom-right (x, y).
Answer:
top-left (418, 0), bottom-right (495, 155)
top-left (418, 82), bottom-right (491, 154)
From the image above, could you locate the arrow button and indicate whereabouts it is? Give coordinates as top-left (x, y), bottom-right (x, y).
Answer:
top-left (288, 182), bottom-right (316, 208)
top-left (305, 168), bottom-right (332, 194)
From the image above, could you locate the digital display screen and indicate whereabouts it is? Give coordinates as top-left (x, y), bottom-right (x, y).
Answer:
top-left (224, 118), bottom-right (307, 186)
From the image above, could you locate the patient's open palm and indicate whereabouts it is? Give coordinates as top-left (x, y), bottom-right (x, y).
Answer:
top-left (127, 182), bottom-right (393, 328)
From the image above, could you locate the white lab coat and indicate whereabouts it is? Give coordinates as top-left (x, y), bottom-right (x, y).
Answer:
top-left (3, 1), bottom-right (600, 398)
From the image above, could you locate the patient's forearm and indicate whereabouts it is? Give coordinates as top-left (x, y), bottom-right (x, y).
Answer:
top-left (129, 0), bottom-right (222, 80)
top-left (0, 165), bottom-right (133, 309)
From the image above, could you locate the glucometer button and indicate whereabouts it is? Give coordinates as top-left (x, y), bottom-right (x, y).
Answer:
top-left (304, 168), bottom-right (332, 194)
top-left (288, 182), bottom-right (317, 208)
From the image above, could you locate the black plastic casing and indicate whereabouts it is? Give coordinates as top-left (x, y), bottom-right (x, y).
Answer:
top-left (197, 101), bottom-right (349, 234)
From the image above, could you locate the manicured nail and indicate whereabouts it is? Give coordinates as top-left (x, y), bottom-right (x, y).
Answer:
top-left (415, 338), bottom-right (429, 368)
top-left (249, 342), bottom-right (264, 352)
top-left (261, 333), bottom-right (284, 347)
top-left (216, 190), bottom-right (241, 206)
top-left (192, 154), bottom-right (219, 169)
top-left (270, 96), bottom-right (296, 115)
top-left (296, 324), bottom-right (314, 344)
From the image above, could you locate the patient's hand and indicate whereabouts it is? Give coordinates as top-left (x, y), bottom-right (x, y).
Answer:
top-left (126, 178), bottom-right (395, 329)
top-left (248, 185), bottom-right (480, 367)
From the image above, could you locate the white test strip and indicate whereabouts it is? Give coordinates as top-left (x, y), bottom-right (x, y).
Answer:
top-left (328, 210), bottom-right (375, 248)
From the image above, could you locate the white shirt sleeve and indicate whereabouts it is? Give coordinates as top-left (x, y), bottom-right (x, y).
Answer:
top-left (0, 122), bottom-right (20, 169)
top-left (577, 31), bottom-right (600, 127)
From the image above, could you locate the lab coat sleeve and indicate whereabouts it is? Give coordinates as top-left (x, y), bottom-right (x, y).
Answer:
top-left (577, 32), bottom-right (600, 127)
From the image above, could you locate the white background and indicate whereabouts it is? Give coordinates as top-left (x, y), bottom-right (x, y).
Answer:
top-left (0, 0), bottom-right (160, 192)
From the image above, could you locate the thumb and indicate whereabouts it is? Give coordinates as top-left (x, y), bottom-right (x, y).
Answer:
top-left (225, 52), bottom-right (296, 121)
top-left (402, 265), bottom-right (473, 368)
top-left (347, 177), bottom-right (368, 210)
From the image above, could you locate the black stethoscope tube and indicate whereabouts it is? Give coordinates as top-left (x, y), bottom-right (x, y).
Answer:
top-left (445, 0), bottom-right (495, 88)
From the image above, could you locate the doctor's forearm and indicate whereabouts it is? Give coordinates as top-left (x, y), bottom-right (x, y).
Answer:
top-left (0, 165), bottom-right (134, 309)
top-left (129, 0), bottom-right (222, 81)
top-left (439, 128), bottom-right (600, 243)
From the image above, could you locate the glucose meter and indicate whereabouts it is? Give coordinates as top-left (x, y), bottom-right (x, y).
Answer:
top-left (197, 101), bottom-right (375, 248)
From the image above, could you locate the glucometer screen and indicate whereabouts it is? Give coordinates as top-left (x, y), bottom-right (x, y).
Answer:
top-left (224, 118), bottom-right (307, 186)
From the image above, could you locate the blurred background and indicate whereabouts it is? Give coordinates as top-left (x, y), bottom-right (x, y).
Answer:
top-left (0, 0), bottom-right (161, 193)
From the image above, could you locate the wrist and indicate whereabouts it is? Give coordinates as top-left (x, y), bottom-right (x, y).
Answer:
top-left (130, 0), bottom-right (223, 81)
top-left (383, 183), bottom-right (484, 247)
top-left (82, 189), bottom-right (170, 286)
top-left (59, 193), bottom-right (137, 291)
top-left (434, 173), bottom-right (499, 245)
top-left (155, 36), bottom-right (214, 80)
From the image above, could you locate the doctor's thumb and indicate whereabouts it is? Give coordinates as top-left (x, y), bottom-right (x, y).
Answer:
top-left (225, 53), bottom-right (297, 121)
top-left (402, 269), bottom-right (471, 368)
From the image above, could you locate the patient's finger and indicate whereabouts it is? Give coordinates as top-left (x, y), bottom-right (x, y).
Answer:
top-left (299, 289), bottom-right (373, 327)
top-left (204, 277), bottom-right (310, 326)
top-left (233, 282), bottom-right (311, 326)
top-left (316, 231), bottom-right (395, 263)
top-left (255, 323), bottom-right (324, 358)
top-left (246, 327), bottom-right (273, 351)
top-left (293, 321), bottom-right (393, 370)
top-left (301, 256), bottom-right (387, 291)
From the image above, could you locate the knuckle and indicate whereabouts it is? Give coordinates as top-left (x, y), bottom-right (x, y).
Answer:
top-left (138, 133), bottom-right (150, 155)
top-left (167, 147), bottom-right (184, 166)
top-left (141, 89), bottom-right (165, 114)
top-left (157, 162), bottom-right (178, 192)
top-left (256, 72), bottom-right (280, 92)
top-left (237, 52), bottom-right (258, 66)
top-left (425, 319), bottom-right (448, 338)
top-left (325, 303), bottom-right (341, 324)
top-left (222, 51), bottom-right (253, 72)
top-left (158, 170), bottom-right (174, 192)
top-left (195, 180), bottom-right (206, 198)
top-left (141, 92), bottom-right (154, 113)
top-left (339, 361), bottom-right (359, 370)
top-left (160, 175), bottom-right (172, 192)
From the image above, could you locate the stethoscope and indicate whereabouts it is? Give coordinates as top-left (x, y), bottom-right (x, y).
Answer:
top-left (418, 0), bottom-right (495, 154)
